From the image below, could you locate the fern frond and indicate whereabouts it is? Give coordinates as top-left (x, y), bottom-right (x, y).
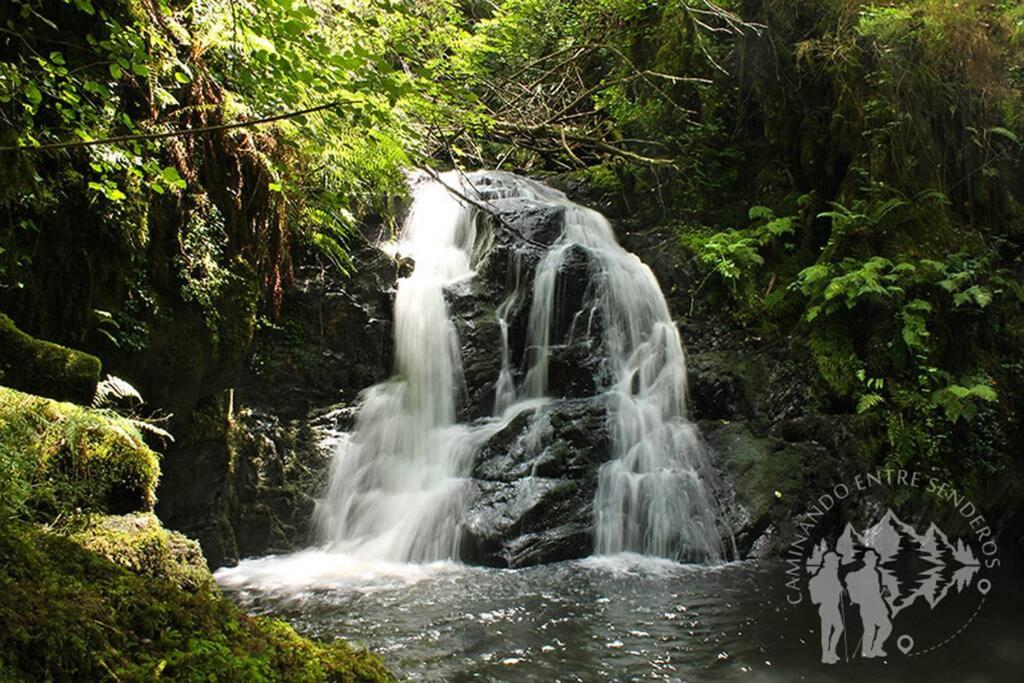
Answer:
top-left (93, 375), bottom-right (143, 409)
top-left (857, 393), bottom-right (885, 413)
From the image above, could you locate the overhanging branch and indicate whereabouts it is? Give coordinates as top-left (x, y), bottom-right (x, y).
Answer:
top-left (0, 100), bottom-right (348, 153)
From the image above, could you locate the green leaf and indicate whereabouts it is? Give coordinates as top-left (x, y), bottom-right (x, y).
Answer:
top-left (798, 264), bottom-right (830, 285)
top-left (970, 385), bottom-right (998, 402)
top-left (159, 166), bottom-right (186, 189)
top-left (857, 393), bottom-right (885, 414)
top-left (160, 166), bottom-right (181, 183)
top-left (282, 19), bottom-right (307, 36)
top-left (24, 82), bottom-right (42, 106)
top-left (972, 287), bottom-right (993, 308)
top-left (904, 299), bottom-right (932, 313)
top-left (988, 126), bottom-right (1020, 145)
top-left (947, 385), bottom-right (971, 399)
top-left (109, 63), bottom-right (124, 79)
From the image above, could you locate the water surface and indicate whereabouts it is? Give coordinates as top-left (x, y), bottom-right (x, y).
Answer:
top-left (217, 553), bottom-right (1021, 681)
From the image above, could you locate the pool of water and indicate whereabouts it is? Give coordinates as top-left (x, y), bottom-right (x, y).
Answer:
top-left (216, 552), bottom-right (1022, 681)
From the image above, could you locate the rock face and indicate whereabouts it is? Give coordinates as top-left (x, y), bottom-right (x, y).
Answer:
top-left (460, 398), bottom-right (610, 567)
top-left (156, 238), bottom-right (397, 568)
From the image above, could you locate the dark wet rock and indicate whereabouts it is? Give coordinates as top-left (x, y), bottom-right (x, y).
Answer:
top-left (490, 198), bottom-right (566, 248)
top-left (470, 408), bottom-right (539, 481)
top-left (449, 200), bottom-right (607, 417)
top-left (685, 339), bottom-right (830, 424)
top-left (460, 398), bottom-right (609, 567)
top-left (461, 477), bottom-right (595, 568)
top-left (240, 243), bottom-right (396, 415)
top-left (545, 341), bottom-right (603, 399)
top-left (548, 245), bottom-right (594, 342)
top-left (446, 284), bottom-right (503, 421)
top-left (473, 200), bottom-right (564, 293)
top-left (687, 352), bottom-right (751, 421)
top-left (155, 392), bottom-right (332, 568)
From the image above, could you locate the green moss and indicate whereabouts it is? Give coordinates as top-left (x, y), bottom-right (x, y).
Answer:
top-left (0, 388), bottom-right (391, 681)
top-left (0, 521), bottom-right (393, 682)
top-left (184, 392), bottom-right (232, 446)
top-left (807, 321), bottom-right (860, 398)
top-left (712, 422), bottom-right (798, 523)
top-left (0, 386), bottom-right (160, 521)
top-left (0, 314), bottom-right (101, 404)
top-left (68, 513), bottom-right (213, 593)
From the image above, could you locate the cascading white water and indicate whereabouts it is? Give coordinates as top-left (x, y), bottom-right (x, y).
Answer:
top-left (314, 178), bottom-right (479, 561)
top-left (315, 170), bottom-right (727, 564)
top-left (495, 178), bottom-right (726, 561)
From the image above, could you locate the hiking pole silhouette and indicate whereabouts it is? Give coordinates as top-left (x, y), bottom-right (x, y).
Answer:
top-left (840, 586), bottom-right (849, 662)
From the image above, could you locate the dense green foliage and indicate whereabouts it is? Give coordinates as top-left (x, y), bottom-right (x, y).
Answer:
top-left (0, 0), bottom-right (469, 363)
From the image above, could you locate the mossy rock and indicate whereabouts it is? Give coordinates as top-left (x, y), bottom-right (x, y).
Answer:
top-left (0, 521), bottom-right (394, 682)
top-left (0, 386), bottom-right (160, 520)
top-left (706, 421), bottom-right (796, 524)
top-left (68, 513), bottom-right (213, 593)
top-left (0, 313), bottom-right (100, 404)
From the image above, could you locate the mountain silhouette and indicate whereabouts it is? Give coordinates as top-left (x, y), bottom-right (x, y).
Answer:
top-left (805, 509), bottom-right (981, 615)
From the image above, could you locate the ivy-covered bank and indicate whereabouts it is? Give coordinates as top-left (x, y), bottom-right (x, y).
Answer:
top-left (0, 386), bottom-right (392, 681)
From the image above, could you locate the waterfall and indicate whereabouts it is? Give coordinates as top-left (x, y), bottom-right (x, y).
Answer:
top-left (315, 171), bottom-right (727, 564)
top-left (314, 178), bottom-right (479, 561)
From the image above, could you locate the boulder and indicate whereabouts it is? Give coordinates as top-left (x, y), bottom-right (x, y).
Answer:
top-left (0, 386), bottom-right (160, 518)
top-left (460, 398), bottom-right (609, 567)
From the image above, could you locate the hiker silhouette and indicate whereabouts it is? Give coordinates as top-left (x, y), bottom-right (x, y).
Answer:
top-left (845, 549), bottom-right (893, 658)
top-left (808, 550), bottom-right (844, 664)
